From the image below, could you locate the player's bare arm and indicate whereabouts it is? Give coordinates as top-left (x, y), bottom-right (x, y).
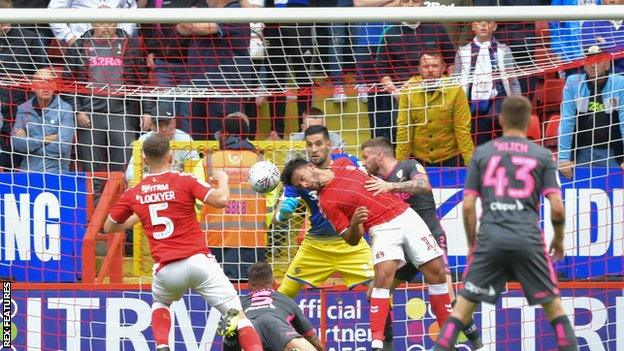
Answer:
top-left (342, 206), bottom-right (368, 246)
top-left (304, 333), bottom-right (324, 351)
top-left (205, 169), bottom-right (230, 208)
top-left (365, 174), bottom-right (431, 195)
top-left (547, 192), bottom-right (566, 262)
top-left (462, 194), bottom-right (478, 252)
top-left (103, 214), bottom-right (140, 233)
top-left (558, 160), bottom-right (574, 179)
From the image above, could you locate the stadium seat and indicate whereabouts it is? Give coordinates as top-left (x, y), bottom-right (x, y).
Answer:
top-left (542, 79), bottom-right (565, 118)
top-left (527, 114), bottom-right (542, 142)
top-left (544, 114), bottom-right (561, 153)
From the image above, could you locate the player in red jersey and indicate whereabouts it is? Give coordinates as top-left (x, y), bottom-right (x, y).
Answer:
top-left (103, 134), bottom-right (263, 351)
top-left (281, 157), bottom-right (452, 351)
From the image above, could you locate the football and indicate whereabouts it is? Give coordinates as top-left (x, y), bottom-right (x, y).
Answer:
top-left (248, 160), bottom-right (281, 193)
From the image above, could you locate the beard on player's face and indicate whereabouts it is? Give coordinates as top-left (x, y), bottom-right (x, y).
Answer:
top-left (308, 146), bottom-right (330, 166)
top-left (310, 154), bottom-right (327, 166)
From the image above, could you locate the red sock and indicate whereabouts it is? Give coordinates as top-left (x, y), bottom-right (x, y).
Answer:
top-left (428, 284), bottom-right (452, 327)
top-left (151, 307), bottom-right (171, 347)
top-left (370, 288), bottom-right (391, 342)
top-left (237, 318), bottom-right (263, 351)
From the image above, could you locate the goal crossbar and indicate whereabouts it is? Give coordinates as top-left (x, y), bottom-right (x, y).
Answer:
top-left (2, 6), bottom-right (624, 23)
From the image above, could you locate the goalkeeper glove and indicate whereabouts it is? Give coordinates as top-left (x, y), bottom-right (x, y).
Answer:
top-left (277, 197), bottom-right (300, 222)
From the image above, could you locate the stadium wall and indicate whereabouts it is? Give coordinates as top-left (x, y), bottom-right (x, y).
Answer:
top-left (6, 282), bottom-right (624, 350)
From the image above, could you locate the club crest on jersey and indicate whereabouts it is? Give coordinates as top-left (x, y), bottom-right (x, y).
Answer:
top-left (415, 163), bottom-right (426, 174)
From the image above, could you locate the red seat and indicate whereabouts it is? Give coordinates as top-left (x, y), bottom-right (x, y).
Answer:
top-left (543, 79), bottom-right (565, 114)
top-left (527, 114), bottom-right (542, 143)
top-left (543, 114), bottom-right (561, 152)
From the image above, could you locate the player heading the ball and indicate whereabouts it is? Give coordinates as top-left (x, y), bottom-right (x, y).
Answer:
top-left (281, 155), bottom-right (452, 351)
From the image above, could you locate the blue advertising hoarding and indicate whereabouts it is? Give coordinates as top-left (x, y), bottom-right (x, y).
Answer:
top-left (0, 173), bottom-right (87, 282)
top-left (7, 285), bottom-right (623, 350)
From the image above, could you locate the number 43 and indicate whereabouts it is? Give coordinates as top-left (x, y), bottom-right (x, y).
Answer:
top-left (483, 155), bottom-right (538, 199)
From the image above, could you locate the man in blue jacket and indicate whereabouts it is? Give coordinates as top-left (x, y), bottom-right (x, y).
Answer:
top-left (11, 68), bottom-right (75, 173)
top-left (550, 0), bottom-right (600, 64)
top-left (559, 45), bottom-right (624, 178)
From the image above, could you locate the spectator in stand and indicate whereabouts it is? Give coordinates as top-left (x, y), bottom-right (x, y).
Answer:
top-left (48, 0), bottom-right (137, 46)
top-left (289, 107), bottom-right (346, 152)
top-left (183, 0), bottom-right (253, 140)
top-left (353, 0), bottom-right (394, 140)
top-left (454, 21), bottom-right (522, 146)
top-left (581, 0), bottom-right (624, 73)
top-left (65, 17), bottom-right (149, 172)
top-left (11, 0), bottom-right (54, 46)
top-left (11, 68), bottom-right (74, 173)
top-left (125, 101), bottom-right (199, 183)
top-left (0, 0), bottom-right (48, 170)
top-left (424, 0), bottom-right (473, 48)
top-left (259, 0), bottom-right (315, 139)
top-left (141, 0), bottom-right (207, 134)
top-left (550, 0), bottom-right (601, 66)
top-left (316, 0), bottom-right (368, 103)
top-left (558, 45), bottom-right (624, 178)
top-left (373, 0), bottom-right (454, 143)
top-left (396, 51), bottom-right (474, 166)
top-left (216, 112), bottom-right (256, 151)
top-left (474, 0), bottom-right (538, 96)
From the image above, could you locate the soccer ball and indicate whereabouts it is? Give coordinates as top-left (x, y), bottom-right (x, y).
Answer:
top-left (248, 160), bottom-right (280, 193)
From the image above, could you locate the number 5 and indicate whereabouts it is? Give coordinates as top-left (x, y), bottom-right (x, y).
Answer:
top-left (149, 203), bottom-right (174, 239)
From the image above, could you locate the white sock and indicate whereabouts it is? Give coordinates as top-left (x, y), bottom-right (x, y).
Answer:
top-left (372, 339), bottom-right (384, 348)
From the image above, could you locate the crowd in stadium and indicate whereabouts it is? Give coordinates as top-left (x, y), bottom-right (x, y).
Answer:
top-left (1, 0), bottom-right (624, 176)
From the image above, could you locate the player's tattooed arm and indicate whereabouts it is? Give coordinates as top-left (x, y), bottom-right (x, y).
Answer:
top-left (389, 174), bottom-right (432, 194)
top-left (462, 194), bottom-right (478, 252)
top-left (364, 174), bottom-right (431, 195)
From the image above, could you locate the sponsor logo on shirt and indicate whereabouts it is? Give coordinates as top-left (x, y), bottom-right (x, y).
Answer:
top-left (489, 199), bottom-right (525, 211)
top-left (88, 57), bottom-right (123, 67)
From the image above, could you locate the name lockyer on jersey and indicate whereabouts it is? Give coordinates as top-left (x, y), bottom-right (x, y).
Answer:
top-left (108, 171), bottom-right (214, 264)
top-left (136, 183), bottom-right (176, 204)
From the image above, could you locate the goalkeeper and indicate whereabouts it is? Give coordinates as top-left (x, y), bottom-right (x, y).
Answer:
top-left (274, 125), bottom-right (374, 297)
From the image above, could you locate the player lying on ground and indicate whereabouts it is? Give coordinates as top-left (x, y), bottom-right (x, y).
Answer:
top-left (103, 134), bottom-right (263, 351)
top-left (281, 156), bottom-right (452, 351)
top-left (433, 96), bottom-right (579, 351)
top-left (222, 262), bottom-right (324, 351)
top-left (360, 136), bottom-right (483, 350)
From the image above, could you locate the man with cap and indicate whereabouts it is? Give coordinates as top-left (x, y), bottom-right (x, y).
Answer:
top-left (125, 101), bottom-right (199, 183)
top-left (558, 44), bottom-right (624, 178)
